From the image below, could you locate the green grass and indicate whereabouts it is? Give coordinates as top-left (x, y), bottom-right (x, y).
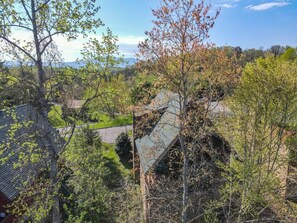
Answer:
top-left (101, 143), bottom-right (132, 176)
top-left (49, 105), bottom-right (132, 129)
top-left (88, 113), bottom-right (132, 130)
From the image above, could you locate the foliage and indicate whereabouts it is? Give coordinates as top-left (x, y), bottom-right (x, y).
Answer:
top-left (137, 0), bottom-right (240, 222)
top-left (131, 80), bottom-right (155, 105)
top-left (87, 75), bottom-right (131, 119)
top-left (0, 0), bottom-right (102, 221)
top-left (111, 179), bottom-right (144, 223)
top-left (63, 126), bottom-right (113, 222)
top-left (48, 105), bottom-right (66, 127)
top-left (116, 65), bottom-right (138, 80)
top-left (216, 55), bottom-right (297, 222)
top-left (80, 29), bottom-right (132, 120)
top-left (280, 47), bottom-right (297, 61)
top-left (63, 127), bottom-right (142, 222)
top-left (81, 28), bottom-right (123, 82)
top-left (0, 67), bottom-right (39, 109)
top-left (115, 132), bottom-right (132, 159)
top-left (269, 45), bottom-right (285, 57)
top-left (241, 48), bottom-right (265, 65)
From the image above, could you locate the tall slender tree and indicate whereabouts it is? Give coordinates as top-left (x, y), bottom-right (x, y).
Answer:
top-left (217, 55), bottom-right (297, 222)
top-left (138, 0), bottom-right (222, 222)
top-left (0, 1), bottom-right (102, 222)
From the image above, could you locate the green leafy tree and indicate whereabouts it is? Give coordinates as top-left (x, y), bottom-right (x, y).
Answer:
top-left (63, 127), bottom-right (112, 222)
top-left (81, 28), bottom-right (123, 83)
top-left (81, 29), bottom-right (131, 119)
top-left (0, 65), bottom-right (39, 109)
top-left (242, 48), bottom-right (265, 65)
top-left (115, 132), bottom-right (132, 159)
top-left (280, 47), bottom-right (297, 61)
top-left (217, 55), bottom-right (297, 222)
top-left (0, 0), bottom-right (102, 221)
top-left (87, 75), bottom-right (131, 119)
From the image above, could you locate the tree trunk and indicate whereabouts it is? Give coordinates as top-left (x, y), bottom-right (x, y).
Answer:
top-left (31, 0), bottom-right (60, 221)
top-left (180, 133), bottom-right (189, 223)
top-left (49, 149), bottom-right (60, 223)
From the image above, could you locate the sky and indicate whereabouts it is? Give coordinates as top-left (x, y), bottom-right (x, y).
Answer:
top-left (2, 0), bottom-right (297, 61)
top-left (97, 0), bottom-right (297, 60)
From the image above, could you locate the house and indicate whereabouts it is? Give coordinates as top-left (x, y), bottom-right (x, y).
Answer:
top-left (62, 99), bottom-right (86, 117)
top-left (0, 104), bottom-right (64, 222)
top-left (134, 90), bottom-right (297, 222)
top-left (133, 90), bottom-right (231, 222)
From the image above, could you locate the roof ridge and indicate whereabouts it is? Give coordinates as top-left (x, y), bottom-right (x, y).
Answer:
top-left (0, 104), bottom-right (33, 112)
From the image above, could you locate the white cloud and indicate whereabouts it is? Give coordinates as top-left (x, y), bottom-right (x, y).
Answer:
top-left (220, 4), bottom-right (237, 8)
top-left (246, 2), bottom-right (290, 11)
top-left (118, 36), bottom-right (145, 45)
top-left (215, 0), bottom-right (239, 9)
top-left (117, 36), bottom-right (144, 58)
top-left (119, 44), bottom-right (138, 58)
top-left (1, 30), bottom-right (142, 61)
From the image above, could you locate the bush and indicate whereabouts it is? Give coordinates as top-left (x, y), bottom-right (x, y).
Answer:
top-left (115, 132), bottom-right (132, 159)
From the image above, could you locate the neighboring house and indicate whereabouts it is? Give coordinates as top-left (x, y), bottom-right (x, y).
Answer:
top-left (65, 99), bottom-right (86, 110)
top-left (133, 90), bottom-right (231, 221)
top-left (133, 90), bottom-right (297, 222)
top-left (0, 104), bottom-right (63, 222)
top-left (62, 99), bottom-right (86, 118)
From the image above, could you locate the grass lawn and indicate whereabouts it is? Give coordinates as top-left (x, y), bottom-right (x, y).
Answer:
top-left (101, 142), bottom-right (132, 176)
top-left (88, 113), bottom-right (132, 130)
top-left (49, 105), bottom-right (132, 129)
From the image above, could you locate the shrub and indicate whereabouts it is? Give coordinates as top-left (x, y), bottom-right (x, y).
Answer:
top-left (115, 132), bottom-right (132, 159)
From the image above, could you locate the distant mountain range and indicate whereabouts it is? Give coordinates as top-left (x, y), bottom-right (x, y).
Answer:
top-left (4, 58), bottom-right (137, 68)
top-left (63, 58), bottom-right (137, 68)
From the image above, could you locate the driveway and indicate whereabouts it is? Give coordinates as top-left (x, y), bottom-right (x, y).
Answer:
top-left (94, 125), bottom-right (133, 144)
top-left (58, 125), bottom-right (133, 144)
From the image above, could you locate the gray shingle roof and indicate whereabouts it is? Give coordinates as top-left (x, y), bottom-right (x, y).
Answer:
top-left (135, 91), bottom-right (230, 174)
top-left (135, 90), bottom-right (180, 174)
top-left (0, 104), bottom-right (63, 200)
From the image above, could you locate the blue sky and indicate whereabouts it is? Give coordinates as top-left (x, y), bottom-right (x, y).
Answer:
top-left (95, 0), bottom-right (297, 60)
top-left (3, 0), bottom-right (296, 61)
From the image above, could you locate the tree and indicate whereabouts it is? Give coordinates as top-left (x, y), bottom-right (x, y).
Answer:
top-left (63, 126), bottom-right (144, 222)
top-left (87, 75), bottom-right (131, 119)
top-left (63, 126), bottom-right (112, 222)
top-left (80, 29), bottom-right (130, 119)
top-left (81, 28), bottom-right (123, 82)
top-left (280, 47), bottom-right (297, 61)
top-left (217, 55), bottom-right (297, 222)
top-left (269, 45), bottom-right (285, 57)
top-left (115, 132), bottom-right (133, 159)
top-left (241, 48), bottom-right (265, 65)
top-left (138, 0), bottom-right (228, 222)
top-left (0, 1), bottom-right (101, 221)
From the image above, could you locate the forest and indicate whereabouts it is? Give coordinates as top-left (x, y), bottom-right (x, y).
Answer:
top-left (0, 0), bottom-right (296, 223)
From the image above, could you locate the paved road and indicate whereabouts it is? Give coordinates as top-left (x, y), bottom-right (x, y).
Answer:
top-left (58, 125), bottom-right (133, 144)
top-left (94, 125), bottom-right (132, 144)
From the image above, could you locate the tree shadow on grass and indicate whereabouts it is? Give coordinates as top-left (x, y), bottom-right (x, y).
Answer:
top-left (118, 154), bottom-right (133, 170)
